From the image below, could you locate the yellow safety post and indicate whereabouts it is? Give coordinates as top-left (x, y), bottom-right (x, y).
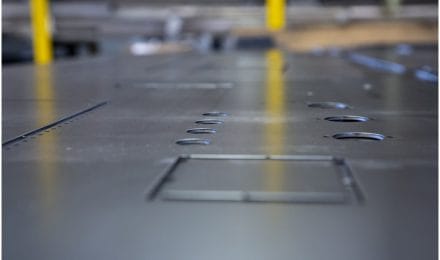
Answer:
top-left (30, 0), bottom-right (53, 64)
top-left (266, 0), bottom-right (286, 31)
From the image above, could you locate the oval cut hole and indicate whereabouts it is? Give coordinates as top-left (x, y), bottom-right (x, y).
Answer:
top-left (195, 119), bottom-right (224, 125)
top-left (308, 102), bottom-right (350, 109)
top-left (332, 132), bottom-right (385, 141)
top-left (176, 138), bottom-right (210, 145)
top-left (186, 128), bottom-right (217, 134)
top-left (202, 112), bottom-right (228, 117)
top-left (325, 115), bottom-right (369, 122)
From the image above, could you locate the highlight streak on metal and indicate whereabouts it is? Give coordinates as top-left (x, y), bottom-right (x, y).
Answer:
top-left (34, 66), bottom-right (57, 228)
top-left (348, 52), bottom-right (406, 74)
top-left (415, 68), bottom-right (438, 83)
top-left (264, 49), bottom-right (286, 191)
top-left (266, 0), bottom-right (285, 31)
top-left (30, 0), bottom-right (53, 64)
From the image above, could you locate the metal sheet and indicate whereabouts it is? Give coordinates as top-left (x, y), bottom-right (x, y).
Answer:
top-left (2, 45), bottom-right (437, 260)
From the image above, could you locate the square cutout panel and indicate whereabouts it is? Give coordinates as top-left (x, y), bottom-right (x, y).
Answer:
top-left (147, 155), bottom-right (363, 204)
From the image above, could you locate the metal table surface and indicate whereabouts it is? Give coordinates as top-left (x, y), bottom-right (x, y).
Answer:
top-left (2, 45), bottom-right (438, 260)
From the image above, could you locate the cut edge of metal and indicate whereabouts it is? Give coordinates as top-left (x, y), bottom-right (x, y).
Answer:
top-left (161, 190), bottom-right (347, 204)
top-left (145, 156), bottom-right (183, 200)
top-left (341, 159), bottom-right (366, 205)
top-left (186, 154), bottom-right (334, 160)
top-left (145, 154), bottom-right (363, 205)
top-left (2, 101), bottom-right (108, 147)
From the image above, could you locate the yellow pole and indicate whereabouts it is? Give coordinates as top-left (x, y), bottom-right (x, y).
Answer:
top-left (30, 0), bottom-right (53, 64)
top-left (266, 0), bottom-right (286, 31)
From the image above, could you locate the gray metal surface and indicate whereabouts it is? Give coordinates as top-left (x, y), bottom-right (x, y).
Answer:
top-left (2, 45), bottom-right (437, 259)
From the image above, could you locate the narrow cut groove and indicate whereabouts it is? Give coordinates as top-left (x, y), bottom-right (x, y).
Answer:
top-left (2, 101), bottom-right (108, 147)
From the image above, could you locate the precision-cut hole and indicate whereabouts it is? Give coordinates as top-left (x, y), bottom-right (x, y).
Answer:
top-left (176, 138), bottom-right (211, 145)
top-left (202, 112), bottom-right (228, 117)
top-left (332, 132), bottom-right (385, 141)
top-left (325, 115), bottom-right (369, 122)
top-left (195, 119), bottom-right (224, 125)
top-left (187, 128), bottom-right (217, 134)
top-left (308, 102), bottom-right (350, 109)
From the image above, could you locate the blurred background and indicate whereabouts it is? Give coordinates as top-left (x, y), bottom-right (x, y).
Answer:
top-left (2, 0), bottom-right (438, 64)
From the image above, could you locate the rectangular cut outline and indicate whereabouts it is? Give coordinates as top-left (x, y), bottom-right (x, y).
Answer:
top-left (146, 154), bottom-right (363, 204)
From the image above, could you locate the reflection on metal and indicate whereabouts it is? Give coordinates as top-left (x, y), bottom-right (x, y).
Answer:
top-left (264, 49), bottom-right (285, 191)
top-left (34, 66), bottom-right (57, 221)
top-left (266, 0), bottom-right (285, 31)
top-left (348, 52), bottom-right (406, 74)
top-left (307, 101), bottom-right (350, 109)
top-left (35, 66), bottom-right (55, 124)
top-left (415, 67), bottom-right (438, 83)
top-left (395, 44), bottom-right (413, 56)
top-left (30, 0), bottom-right (53, 64)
